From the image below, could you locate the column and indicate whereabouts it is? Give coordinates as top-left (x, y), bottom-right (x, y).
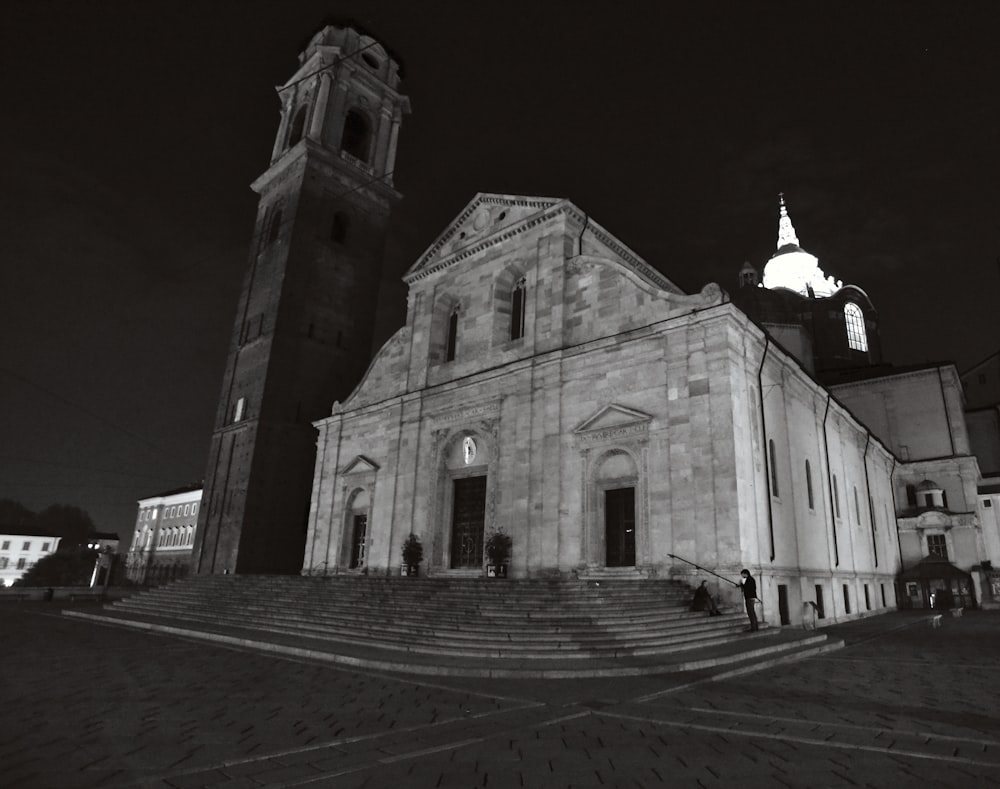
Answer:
top-left (308, 71), bottom-right (332, 143)
top-left (373, 105), bottom-right (393, 176)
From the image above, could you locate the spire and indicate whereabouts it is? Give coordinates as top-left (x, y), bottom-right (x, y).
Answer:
top-left (776, 192), bottom-right (800, 248)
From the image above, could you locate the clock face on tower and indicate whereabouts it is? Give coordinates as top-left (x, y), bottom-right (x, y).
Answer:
top-left (462, 437), bottom-right (477, 465)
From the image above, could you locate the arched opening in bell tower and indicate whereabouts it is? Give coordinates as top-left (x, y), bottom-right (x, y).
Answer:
top-left (287, 105), bottom-right (308, 148)
top-left (341, 109), bottom-right (372, 163)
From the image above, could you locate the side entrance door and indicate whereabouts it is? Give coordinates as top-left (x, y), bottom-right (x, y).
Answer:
top-left (605, 487), bottom-right (636, 567)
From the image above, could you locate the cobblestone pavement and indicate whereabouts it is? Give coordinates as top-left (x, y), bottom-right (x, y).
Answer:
top-left (3, 603), bottom-right (999, 788)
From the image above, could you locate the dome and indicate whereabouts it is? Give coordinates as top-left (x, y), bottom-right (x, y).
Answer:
top-left (761, 196), bottom-right (842, 298)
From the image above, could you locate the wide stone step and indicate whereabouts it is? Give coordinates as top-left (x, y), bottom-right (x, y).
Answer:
top-left (110, 594), bottom-right (708, 628)
top-left (109, 595), bottom-right (730, 633)
top-left (108, 597), bottom-right (743, 645)
top-left (64, 606), bottom-right (837, 679)
top-left (92, 605), bottom-right (751, 659)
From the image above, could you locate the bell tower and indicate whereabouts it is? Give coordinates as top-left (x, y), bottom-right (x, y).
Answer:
top-left (194, 25), bottom-right (410, 574)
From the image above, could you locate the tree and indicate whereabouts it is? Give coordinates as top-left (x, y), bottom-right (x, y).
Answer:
top-left (34, 504), bottom-right (97, 548)
top-left (15, 546), bottom-right (99, 587)
top-left (0, 498), bottom-right (36, 529)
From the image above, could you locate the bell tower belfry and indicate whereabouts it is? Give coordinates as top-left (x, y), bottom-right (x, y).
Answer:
top-left (194, 25), bottom-right (410, 575)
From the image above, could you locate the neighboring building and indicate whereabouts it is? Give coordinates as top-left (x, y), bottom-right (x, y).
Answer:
top-left (960, 350), bottom-right (1000, 607)
top-left (86, 532), bottom-right (121, 553)
top-left (194, 24), bottom-right (410, 576)
top-left (0, 530), bottom-right (61, 586)
top-left (303, 192), bottom-right (901, 627)
top-left (961, 350), bottom-right (1000, 410)
top-left (126, 485), bottom-right (202, 584)
top-left (829, 364), bottom-right (988, 607)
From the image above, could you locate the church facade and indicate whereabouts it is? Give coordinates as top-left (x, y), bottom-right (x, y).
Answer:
top-left (303, 193), bottom-right (901, 624)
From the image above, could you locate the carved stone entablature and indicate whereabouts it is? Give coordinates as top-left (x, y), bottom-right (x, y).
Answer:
top-left (574, 404), bottom-right (653, 447)
top-left (428, 400), bottom-right (501, 426)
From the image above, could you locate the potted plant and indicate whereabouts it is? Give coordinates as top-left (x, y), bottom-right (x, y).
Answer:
top-left (484, 530), bottom-right (512, 578)
top-left (401, 533), bottom-right (423, 577)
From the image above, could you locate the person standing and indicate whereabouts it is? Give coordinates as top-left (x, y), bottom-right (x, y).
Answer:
top-left (740, 569), bottom-right (758, 631)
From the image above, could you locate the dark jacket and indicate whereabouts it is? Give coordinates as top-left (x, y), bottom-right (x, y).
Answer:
top-left (741, 574), bottom-right (757, 600)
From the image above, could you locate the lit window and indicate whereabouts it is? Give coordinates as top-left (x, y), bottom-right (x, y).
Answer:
top-left (233, 397), bottom-right (246, 423)
top-left (844, 303), bottom-right (868, 352)
top-left (927, 534), bottom-right (948, 559)
top-left (510, 277), bottom-right (526, 341)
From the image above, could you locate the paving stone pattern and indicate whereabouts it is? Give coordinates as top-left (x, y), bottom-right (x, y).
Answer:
top-left (3, 604), bottom-right (1000, 788)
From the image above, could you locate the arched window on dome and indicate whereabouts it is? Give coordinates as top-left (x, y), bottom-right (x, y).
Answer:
top-left (844, 302), bottom-right (868, 352)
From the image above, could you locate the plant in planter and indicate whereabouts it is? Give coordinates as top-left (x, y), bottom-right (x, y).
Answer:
top-left (401, 533), bottom-right (423, 577)
top-left (484, 530), bottom-right (512, 578)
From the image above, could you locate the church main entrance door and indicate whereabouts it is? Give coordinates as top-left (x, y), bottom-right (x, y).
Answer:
top-left (605, 487), bottom-right (636, 567)
top-left (451, 476), bottom-right (487, 568)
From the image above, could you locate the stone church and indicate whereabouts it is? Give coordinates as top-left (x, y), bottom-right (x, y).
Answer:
top-left (303, 190), bottom-right (902, 622)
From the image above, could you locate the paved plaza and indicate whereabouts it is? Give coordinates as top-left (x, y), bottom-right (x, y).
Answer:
top-left (2, 602), bottom-right (999, 788)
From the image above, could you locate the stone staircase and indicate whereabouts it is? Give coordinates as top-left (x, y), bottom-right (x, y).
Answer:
top-left (64, 575), bottom-right (841, 678)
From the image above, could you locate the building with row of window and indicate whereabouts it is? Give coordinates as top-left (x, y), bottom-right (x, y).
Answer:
top-left (125, 485), bottom-right (202, 584)
top-left (0, 530), bottom-right (61, 586)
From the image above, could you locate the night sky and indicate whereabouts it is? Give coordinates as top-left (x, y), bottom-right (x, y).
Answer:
top-left (2, 1), bottom-right (997, 542)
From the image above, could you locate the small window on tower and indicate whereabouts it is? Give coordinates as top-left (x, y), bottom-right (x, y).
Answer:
top-left (331, 212), bottom-right (350, 244)
top-left (233, 397), bottom-right (246, 423)
top-left (844, 302), bottom-right (868, 352)
top-left (268, 208), bottom-right (283, 244)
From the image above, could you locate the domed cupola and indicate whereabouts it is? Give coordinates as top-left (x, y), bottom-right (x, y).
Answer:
top-left (762, 194), bottom-right (842, 297)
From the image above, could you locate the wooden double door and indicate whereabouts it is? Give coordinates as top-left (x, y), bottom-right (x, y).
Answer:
top-left (451, 476), bottom-right (487, 569)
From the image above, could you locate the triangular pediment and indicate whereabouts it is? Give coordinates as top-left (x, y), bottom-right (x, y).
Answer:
top-left (574, 404), bottom-right (653, 434)
top-left (404, 193), bottom-right (564, 281)
top-left (341, 455), bottom-right (380, 475)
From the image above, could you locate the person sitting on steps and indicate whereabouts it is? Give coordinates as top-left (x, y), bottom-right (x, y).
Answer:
top-left (691, 580), bottom-right (722, 616)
